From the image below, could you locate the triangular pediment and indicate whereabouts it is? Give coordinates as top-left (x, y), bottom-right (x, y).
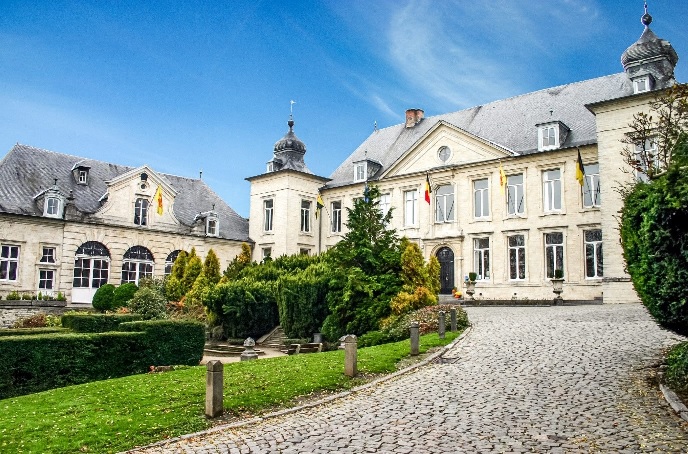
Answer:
top-left (382, 120), bottom-right (515, 178)
top-left (106, 165), bottom-right (177, 196)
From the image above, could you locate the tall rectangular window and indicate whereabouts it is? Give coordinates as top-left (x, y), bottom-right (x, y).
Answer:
top-left (301, 200), bottom-right (311, 232)
top-left (354, 163), bottom-right (366, 182)
top-left (507, 174), bottom-right (525, 215)
top-left (331, 201), bottom-right (342, 233)
top-left (46, 198), bottom-right (60, 216)
top-left (263, 199), bottom-right (273, 232)
top-left (38, 269), bottom-right (54, 290)
top-left (379, 193), bottom-right (391, 217)
top-left (435, 185), bottom-right (454, 223)
top-left (404, 190), bottom-right (417, 226)
top-left (542, 126), bottom-right (556, 148)
top-left (634, 139), bottom-right (659, 182)
top-left (473, 179), bottom-right (489, 218)
top-left (584, 229), bottom-right (603, 278)
top-left (40, 247), bottom-right (56, 263)
top-left (582, 163), bottom-right (601, 208)
top-left (545, 232), bottom-right (564, 278)
top-left (134, 198), bottom-right (148, 225)
top-left (508, 235), bottom-right (526, 280)
top-left (0, 245), bottom-right (19, 281)
top-left (473, 238), bottom-right (490, 280)
top-left (543, 169), bottom-right (562, 212)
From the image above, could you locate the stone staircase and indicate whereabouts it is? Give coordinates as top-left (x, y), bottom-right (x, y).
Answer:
top-left (203, 342), bottom-right (265, 357)
top-left (257, 326), bottom-right (287, 350)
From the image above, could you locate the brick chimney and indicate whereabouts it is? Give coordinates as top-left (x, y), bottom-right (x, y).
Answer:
top-left (405, 109), bottom-right (424, 128)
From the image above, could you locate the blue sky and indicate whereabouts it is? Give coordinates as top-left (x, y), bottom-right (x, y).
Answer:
top-left (1, 1), bottom-right (685, 217)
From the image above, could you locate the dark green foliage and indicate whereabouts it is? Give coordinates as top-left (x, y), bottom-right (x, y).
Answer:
top-left (61, 314), bottom-right (143, 332)
top-left (666, 341), bottom-right (688, 394)
top-left (91, 283), bottom-right (116, 312)
top-left (0, 327), bottom-right (68, 337)
top-left (620, 138), bottom-right (688, 334)
top-left (203, 249), bottom-right (221, 285)
top-left (277, 263), bottom-right (331, 338)
top-left (113, 283), bottom-right (138, 309)
top-left (204, 279), bottom-right (280, 339)
top-left (165, 250), bottom-right (188, 301)
top-left (0, 320), bottom-right (204, 399)
top-left (322, 185), bottom-right (403, 340)
top-left (223, 243), bottom-right (253, 280)
top-left (272, 253), bottom-right (322, 272)
top-left (128, 287), bottom-right (168, 320)
top-left (118, 320), bottom-right (204, 366)
top-left (182, 255), bottom-right (202, 294)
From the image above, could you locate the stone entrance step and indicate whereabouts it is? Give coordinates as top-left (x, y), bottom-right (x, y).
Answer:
top-left (203, 343), bottom-right (266, 357)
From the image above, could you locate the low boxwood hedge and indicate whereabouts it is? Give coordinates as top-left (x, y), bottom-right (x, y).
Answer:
top-left (0, 320), bottom-right (204, 399)
top-left (61, 313), bottom-right (143, 332)
top-left (0, 327), bottom-right (68, 337)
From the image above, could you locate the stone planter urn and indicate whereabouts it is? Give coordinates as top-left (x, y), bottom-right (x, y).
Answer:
top-left (465, 281), bottom-right (476, 300)
top-left (551, 278), bottom-right (565, 304)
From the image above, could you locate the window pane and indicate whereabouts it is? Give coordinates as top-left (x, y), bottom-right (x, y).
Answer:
top-left (518, 248), bottom-right (526, 279)
top-left (474, 189), bottom-right (481, 217)
top-left (553, 179), bottom-right (561, 210)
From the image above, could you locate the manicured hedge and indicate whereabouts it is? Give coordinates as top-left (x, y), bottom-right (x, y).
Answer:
top-left (277, 264), bottom-right (330, 339)
top-left (61, 314), bottom-right (143, 333)
top-left (0, 327), bottom-right (68, 337)
top-left (119, 320), bottom-right (205, 366)
top-left (0, 320), bottom-right (205, 399)
top-left (666, 341), bottom-right (688, 394)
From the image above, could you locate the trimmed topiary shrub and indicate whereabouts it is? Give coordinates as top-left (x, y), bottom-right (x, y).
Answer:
top-left (128, 287), bottom-right (168, 320)
top-left (92, 284), bottom-right (116, 312)
top-left (119, 319), bottom-right (205, 366)
top-left (113, 283), bottom-right (138, 309)
top-left (61, 313), bottom-right (143, 332)
top-left (276, 263), bottom-right (331, 339)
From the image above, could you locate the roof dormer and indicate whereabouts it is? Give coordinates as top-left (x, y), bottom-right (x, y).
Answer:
top-left (353, 159), bottom-right (383, 183)
top-left (71, 160), bottom-right (91, 185)
top-left (536, 121), bottom-right (570, 151)
top-left (34, 179), bottom-right (66, 219)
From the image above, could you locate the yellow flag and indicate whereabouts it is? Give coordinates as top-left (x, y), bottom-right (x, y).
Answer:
top-left (155, 186), bottom-right (163, 215)
top-left (576, 150), bottom-right (585, 186)
top-left (499, 163), bottom-right (507, 195)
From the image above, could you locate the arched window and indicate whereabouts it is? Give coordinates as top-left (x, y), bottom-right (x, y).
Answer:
top-left (122, 246), bottom-right (154, 285)
top-left (73, 242), bottom-right (111, 303)
top-left (165, 250), bottom-right (181, 276)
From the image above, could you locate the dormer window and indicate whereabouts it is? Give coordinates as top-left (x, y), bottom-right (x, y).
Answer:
top-left (537, 121), bottom-right (569, 151)
top-left (45, 197), bottom-right (62, 217)
top-left (632, 75), bottom-right (653, 94)
top-left (354, 162), bottom-right (366, 182)
top-left (78, 170), bottom-right (88, 184)
top-left (71, 163), bottom-right (91, 185)
top-left (267, 161), bottom-right (274, 173)
top-left (206, 216), bottom-right (219, 237)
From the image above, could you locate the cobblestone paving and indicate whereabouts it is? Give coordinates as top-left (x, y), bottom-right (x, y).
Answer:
top-left (130, 305), bottom-right (688, 453)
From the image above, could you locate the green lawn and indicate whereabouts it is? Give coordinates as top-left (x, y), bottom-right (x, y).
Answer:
top-left (0, 331), bottom-right (460, 454)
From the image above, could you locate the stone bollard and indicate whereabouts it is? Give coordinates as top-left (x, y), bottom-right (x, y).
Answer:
top-left (438, 311), bottom-right (446, 339)
top-left (240, 337), bottom-right (259, 361)
top-left (410, 321), bottom-right (420, 356)
top-left (205, 360), bottom-right (223, 418)
top-left (340, 334), bottom-right (357, 377)
top-left (313, 332), bottom-right (323, 344)
top-left (450, 307), bottom-right (457, 332)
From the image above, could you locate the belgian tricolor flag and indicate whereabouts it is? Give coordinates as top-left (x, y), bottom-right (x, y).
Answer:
top-left (576, 150), bottom-right (585, 186)
top-left (424, 173), bottom-right (431, 204)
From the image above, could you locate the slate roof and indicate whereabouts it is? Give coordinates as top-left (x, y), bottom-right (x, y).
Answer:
top-left (0, 144), bottom-right (250, 241)
top-left (326, 73), bottom-right (635, 188)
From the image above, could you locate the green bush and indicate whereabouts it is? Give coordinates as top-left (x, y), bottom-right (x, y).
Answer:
top-left (277, 263), bottom-right (331, 339)
top-left (0, 327), bottom-right (68, 337)
top-left (92, 284), bottom-right (116, 312)
top-left (620, 139), bottom-right (688, 334)
top-left (204, 279), bottom-right (279, 339)
top-left (113, 283), bottom-right (138, 309)
top-left (6, 291), bottom-right (20, 301)
top-left (118, 320), bottom-right (204, 367)
top-left (61, 313), bottom-right (143, 332)
top-left (358, 330), bottom-right (393, 348)
top-left (666, 341), bottom-right (688, 394)
top-left (128, 287), bottom-right (168, 320)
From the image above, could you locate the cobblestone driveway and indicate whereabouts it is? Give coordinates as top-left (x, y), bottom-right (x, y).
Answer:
top-left (130, 304), bottom-right (688, 453)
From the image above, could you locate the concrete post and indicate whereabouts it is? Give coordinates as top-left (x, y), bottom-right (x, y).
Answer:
top-left (340, 334), bottom-right (357, 377)
top-left (410, 321), bottom-right (420, 356)
top-left (241, 337), bottom-right (259, 361)
top-left (313, 333), bottom-right (323, 344)
top-left (438, 311), bottom-right (446, 339)
top-left (450, 307), bottom-right (457, 332)
top-left (205, 360), bottom-right (223, 418)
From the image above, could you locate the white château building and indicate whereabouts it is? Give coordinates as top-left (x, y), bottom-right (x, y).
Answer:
top-left (247, 8), bottom-right (680, 303)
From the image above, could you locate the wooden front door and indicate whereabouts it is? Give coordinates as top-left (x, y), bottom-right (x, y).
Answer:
top-left (436, 247), bottom-right (455, 295)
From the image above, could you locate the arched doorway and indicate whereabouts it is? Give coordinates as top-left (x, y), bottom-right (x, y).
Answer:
top-left (72, 241), bottom-right (111, 304)
top-left (121, 246), bottom-right (155, 285)
top-left (436, 247), bottom-right (455, 295)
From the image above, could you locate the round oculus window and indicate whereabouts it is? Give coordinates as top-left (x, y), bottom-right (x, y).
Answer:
top-left (438, 146), bottom-right (451, 163)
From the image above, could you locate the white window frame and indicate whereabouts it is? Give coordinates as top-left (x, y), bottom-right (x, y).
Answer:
top-left (584, 229), bottom-right (603, 279)
top-left (544, 232), bottom-right (565, 279)
top-left (206, 217), bottom-right (219, 237)
top-left (403, 190), bottom-right (418, 227)
top-left (435, 184), bottom-right (455, 223)
top-left (473, 178), bottom-right (490, 219)
top-left (539, 125), bottom-right (558, 151)
top-left (379, 193), bottom-right (391, 217)
top-left (633, 76), bottom-right (651, 94)
top-left (38, 269), bottom-right (54, 290)
top-left (507, 174), bottom-right (525, 216)
top-left (353, 162), bottom-right (367, 183)
top-left (263, 199), bottom-right (274, 232)
top-left (438, 146), bottom-right (452, 163)
top-left (44, 197), bottom-right (62, 218)
top-left (508, 235), bottom-right (526, 281)
top-left (331, 201), bottom-right (342, 233)
top-left (78, 170), bottom-right (88, 184)
top-left (300, 200), bottom-right (311, 233)
top-left (582, 163), bottom-right (601, 208)
top-left (40, 246), bottom-right (56, 263)
top-left (473, 237), bottom-right (490, 281)
top-left (134, 198), bottom-right (149, 226)
top-left (543, 169), bottom-right (562, 212)
top-left (0, 244), bottom-right (19, 282)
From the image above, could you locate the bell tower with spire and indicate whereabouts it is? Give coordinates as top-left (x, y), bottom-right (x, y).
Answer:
top-left (246, 108), bottom-right (330, 261)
